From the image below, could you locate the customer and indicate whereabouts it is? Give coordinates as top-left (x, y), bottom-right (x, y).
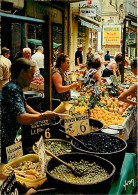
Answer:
top-left (118, 58), bottom-right (137, 105)
top-left (0, 47), bottom-right (11, 89)
top-left (86, 46), bottom-right (94, 66)
top-left (23, 47), bottom-right (32, 60)
top-left (52, 53), bottom-right (80, 101)
top-left (104, 50), bottom-right (110, 61)
top-left (31, 46), bottom-right (44, 77)
top-left (75, 45), bottom-right (86, 69)
top-left (97, 50), bottom-right (105, 77)
top-left (23, 47), bottom-right (39, 74)
top-left (84, 58), bottom-right (103, 86)
top-left (1, 58), bottom-right (58, 163)
top-left (102, 54), bottom-right (122, 78)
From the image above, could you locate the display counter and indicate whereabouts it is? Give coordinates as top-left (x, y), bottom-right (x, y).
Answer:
top-left (0, 153), bottom-right (136, 195)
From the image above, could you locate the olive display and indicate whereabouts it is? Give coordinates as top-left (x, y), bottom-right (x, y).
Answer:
top-left (50, 160), bottom-right (109, 184)
top-left (34, 140), bottom-right (72, 155)
top-left (73, 133), bottom-right (126, 153)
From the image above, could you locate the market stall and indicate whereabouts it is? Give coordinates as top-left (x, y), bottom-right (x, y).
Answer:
top-left (0, 69), bottom-right (137, 195)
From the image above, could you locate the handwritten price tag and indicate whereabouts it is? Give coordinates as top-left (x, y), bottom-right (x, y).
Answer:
top-left (6, 142), bottom-right (23, 162)
top-left (64, 114), bottom-right (90, 136)
top-left (64, 116), bottom-right (78, 136)
top-left (0, 171), bottom-right (19, 195)
top-left (37, 136), bottom-right (47, 173)
top-left (76, 114), bottom-right (90, 135)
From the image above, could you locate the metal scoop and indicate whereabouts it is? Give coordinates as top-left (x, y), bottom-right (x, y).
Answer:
top-left (45, 149), bottom-right (83, 177)
top-left (58, 129), bottom-right (96, 152)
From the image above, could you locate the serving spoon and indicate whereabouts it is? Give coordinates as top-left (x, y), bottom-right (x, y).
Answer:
top-left (45, 149), bottom-right (83, 177)
top-left (58, 129), bottom-right (96, 152)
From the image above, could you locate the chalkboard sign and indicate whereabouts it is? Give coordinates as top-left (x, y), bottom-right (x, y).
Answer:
top-left (110, 75), bottom-right (118, 84)
top-left (0, 171), bottom-right (19, 195)
top-left (21, 116), bottom-right (62, 153)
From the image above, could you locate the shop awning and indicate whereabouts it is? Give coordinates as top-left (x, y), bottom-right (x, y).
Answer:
top-left (0, 12), bottom-right (45, 23)
top-left (127, 43), bottom-right (136, 48)
top-left (80, 19), bottom-right (102, 31)
top-left (28, 39), bottom-right (61, 48)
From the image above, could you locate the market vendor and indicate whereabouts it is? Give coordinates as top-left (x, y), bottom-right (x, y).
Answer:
top-left (84, 58), bottom-right (104, 86)
top-left (52, 53), bottom-right (81, 101)
top-left (102, 54), bottom-right (122, 78)
top-left (118, 58), bottom-right (137, 105)
top-left (1, 58), bottom-right (58, 163)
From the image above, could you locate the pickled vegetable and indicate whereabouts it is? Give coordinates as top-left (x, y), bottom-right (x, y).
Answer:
top-left (34, 140), bottom-right (72, 155)
top-left (50, 160), bottom-right (109, 184)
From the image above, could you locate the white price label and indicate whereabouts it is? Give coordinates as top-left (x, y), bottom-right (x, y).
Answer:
top-left (76, 114), bottom-right (90, 135)
top-left (37, 136), bottom-right (47, 173)
top-left (64, 116), bottom-right (77, 136)
top-left (6, 142), bottom-right (23, 162)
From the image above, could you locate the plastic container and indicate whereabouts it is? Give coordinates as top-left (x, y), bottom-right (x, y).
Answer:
top-left (101, 128), bottom-right (120, 137)
top-left (108, 125), bottom-right (125, 139)
top-left (2, 154), bottom-right (47, 189)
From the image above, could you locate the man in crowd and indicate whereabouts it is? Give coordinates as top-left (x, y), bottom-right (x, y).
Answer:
top-left (23, 47), bottom-right (39, 74)
top-left (104, 50), bottom-right (111, 61)
top-left (1, 58), bottom-right (58, 163)
top-left (0, 47), bottom-right (11, 89)
top-left (31, 46), bottom-right (44, 77)
top-left (75, 45), bottom-right (86, 69)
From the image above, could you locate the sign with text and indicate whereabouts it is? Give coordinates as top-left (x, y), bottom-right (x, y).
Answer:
top-left (79, 0), bottom-right (101, 17)
top-left (64, 114), bottom-right (90, 136)
top-left (103, 25), bottom-right (121, 45)
top-left (6, 142), bottom-right (23, 162)
top-left (76, 114), bottom-right (90, 135)
top-left (0, 171), bottom-right (19, 195)
top-left (64, 116), bottom-right (77, 136)
top-left (37, 136), bottom-right (47, 173)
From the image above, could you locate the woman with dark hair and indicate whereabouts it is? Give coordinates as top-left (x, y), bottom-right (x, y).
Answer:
top-left (102, 54), bottom-right (122, 77)
top-left (52, 53), bottom-right (80, 101)
top-left (84, 58), bottom-right (103, 85)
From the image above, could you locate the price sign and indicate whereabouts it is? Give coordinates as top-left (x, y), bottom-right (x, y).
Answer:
top-left (76, 114), bottom-right (90, 135)
top-left (64, 114), bottom-right (90, 136)
top-left (110, 75), bottom-right (118, 84)
top-left (6, 142), bottom-right (23, 162)
top-left (64, 116), bottom-right (77, 136)
top-left (0, 171), bottom-right (19, 195)
top-left (37, 136), bottom-right (47, 173)
top-left (68, 106), bottom-right (75, 116)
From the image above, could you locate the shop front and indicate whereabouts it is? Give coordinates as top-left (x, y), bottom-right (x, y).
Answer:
top-left (69, 0), bottom-right (102, 70)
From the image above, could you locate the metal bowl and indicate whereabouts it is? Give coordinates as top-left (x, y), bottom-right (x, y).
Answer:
top-left (46, 152), bottom-right (115, 194)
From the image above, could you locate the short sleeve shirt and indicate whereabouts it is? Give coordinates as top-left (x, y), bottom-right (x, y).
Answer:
top-left (85, 68), bottom-right (98, 85)
top-left (1, 80), bottom-right (27, 146)
top-left (75, 50), bottom-right (83, 65)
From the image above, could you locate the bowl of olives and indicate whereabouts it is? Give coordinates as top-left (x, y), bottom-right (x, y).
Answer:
top-left (71, 133), bottom-right (127, 179)
top-left (46, 152), bottom-right (115, 194)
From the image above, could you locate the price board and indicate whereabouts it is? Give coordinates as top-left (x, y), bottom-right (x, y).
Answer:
top-left (64, 114), bottom-right (90, 137)
top-left (64, 116), bottom-right (77, 136)
top-left (76, 114), bottom-right (90, 135)
top-left (37, 136), bottom-right (47, 173)
top-left (110, 75), bottom-right (118, 84)
top-left (6, 142), bottom-right (23, 162)
top-left (0, 171), bottom-right (19, 195)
